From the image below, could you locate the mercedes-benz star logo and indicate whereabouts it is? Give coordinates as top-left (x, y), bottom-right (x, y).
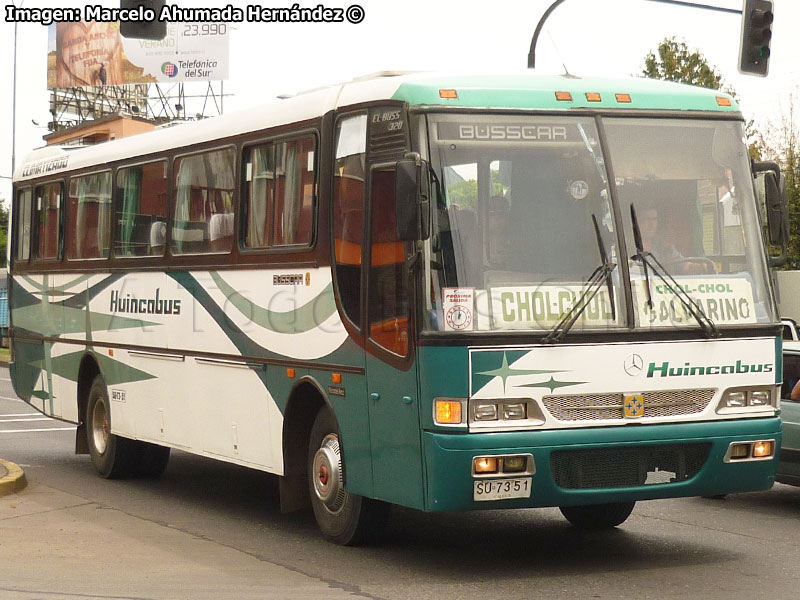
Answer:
top-left (624, 353), bottom-right (644, 377)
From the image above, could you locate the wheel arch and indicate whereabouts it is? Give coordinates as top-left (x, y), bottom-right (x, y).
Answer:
top-left (279, 375), bottom-right (333, 513)
top-left (75, 351), bottom-right (103, 455)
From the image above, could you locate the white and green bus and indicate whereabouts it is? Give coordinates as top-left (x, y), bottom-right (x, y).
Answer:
top-left (10, 72), bottom-right (785, 544)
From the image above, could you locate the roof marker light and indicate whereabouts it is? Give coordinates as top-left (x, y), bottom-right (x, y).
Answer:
top-left (716, 96), bottom-right (732, 107)
top-left (555, 91), bottom-right (573, 101)
top-left (615, 93), bottom-right (632, 103)
top-left (439, 89), bottom-right (458, 99)
top-left (585, 92), bottom-right (602, 102)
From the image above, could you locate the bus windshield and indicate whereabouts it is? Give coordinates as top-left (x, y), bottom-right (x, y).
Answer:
top-left (424, 114), bottom-right (776, 334)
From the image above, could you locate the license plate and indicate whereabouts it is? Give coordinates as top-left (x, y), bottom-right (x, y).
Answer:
top-left (473, 477), bottom-right (532, 501)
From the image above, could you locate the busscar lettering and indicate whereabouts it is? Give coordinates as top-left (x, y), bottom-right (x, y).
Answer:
top-left (273, 274), bottom-right (304, 286)
top-left (456, 124), bottom-right (568, 142)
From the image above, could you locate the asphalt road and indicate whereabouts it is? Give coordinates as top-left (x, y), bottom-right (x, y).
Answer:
top-left (2, 369), bottom-right (800, 600)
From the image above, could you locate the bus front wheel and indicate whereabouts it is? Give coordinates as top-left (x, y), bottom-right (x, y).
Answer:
top-left (307, 408), bottom-right (389, 545)
top-left (559, 501), bottom-right (636, 529)
top-left (86, 374), bottom-right (137, 479)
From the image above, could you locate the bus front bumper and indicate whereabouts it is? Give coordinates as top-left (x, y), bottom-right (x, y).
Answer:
top-left (422, 417), bottom-right (781, 512)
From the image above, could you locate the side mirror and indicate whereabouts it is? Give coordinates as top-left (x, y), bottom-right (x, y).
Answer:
top-left (754, 160), bottom-right (788, 266)
top-left (395, 156), bottom-right (431, 242)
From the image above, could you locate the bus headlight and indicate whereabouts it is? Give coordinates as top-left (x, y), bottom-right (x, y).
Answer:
top-left (717, 387), bottom-right (776, 414)
top-left (469, 399), bottom-right (546, 429)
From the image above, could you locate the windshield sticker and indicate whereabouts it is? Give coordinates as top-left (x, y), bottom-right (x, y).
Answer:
top-left (634, 278), bottom-right (757, 327)
top-left (443, 288), bottom-right (474, 331)
top-left (569, 180), bottom-right (589, 200)
top-left (488, 285), bottom-right (615, 330)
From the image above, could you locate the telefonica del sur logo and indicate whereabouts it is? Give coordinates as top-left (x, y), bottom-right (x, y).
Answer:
top-left (161, 62), bottom-right (178, 78)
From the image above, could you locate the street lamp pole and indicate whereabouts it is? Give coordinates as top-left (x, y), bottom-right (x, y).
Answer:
top-left (11, 0), bottom-right (24, 178)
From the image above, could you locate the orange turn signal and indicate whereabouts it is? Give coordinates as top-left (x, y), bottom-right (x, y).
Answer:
top-left (439, 89), bottom-right (458, 99)
top-left (585, 92), bottom-right (602, 102)
top-left (716, 96), bottom-right (732, 107)
top-left (435, 399), bottom-right (462, 424)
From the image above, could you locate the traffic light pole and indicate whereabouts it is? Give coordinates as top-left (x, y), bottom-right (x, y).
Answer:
top-left (527, 0), bottom-right (739, 69)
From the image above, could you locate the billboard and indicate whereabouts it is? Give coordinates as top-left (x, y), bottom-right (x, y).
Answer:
top-left (47, 21), bottom-right (229, 89)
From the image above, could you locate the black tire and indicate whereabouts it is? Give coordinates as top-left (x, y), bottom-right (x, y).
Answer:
top-left (85, 374), bottom-right (136, 479)
top-left (132, 442), bottom-right (171, 478)
top-left (307, 408), bottom-right (389, 545)
top-left (559, 501), bottom-right (636, 529)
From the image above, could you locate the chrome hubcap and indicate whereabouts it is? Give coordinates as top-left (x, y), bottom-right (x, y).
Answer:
top-left (312, 434), bottom-right (346, 512)
top-left (91, 397), bottom-right (109, 455)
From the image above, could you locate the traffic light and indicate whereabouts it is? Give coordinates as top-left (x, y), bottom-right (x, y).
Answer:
top-left (120, 0), bottom-right (166, 41)
top-left (738, 0), bottom-right (773, 77)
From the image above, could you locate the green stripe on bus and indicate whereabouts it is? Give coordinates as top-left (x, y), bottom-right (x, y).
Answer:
top-left (209, 271), bottom-right (337, 334)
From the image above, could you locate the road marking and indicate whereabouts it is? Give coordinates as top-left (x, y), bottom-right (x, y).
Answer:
top-left (0, 377), bottom-right (12, 382)
top-left (1, 413), bottom-right (41, 418)
top-left (0, 427), bottom-right (74, 434)
top-left (0, 417), bottom-right (52, 423)
top-left (0, 396), bottom-right (25, 402)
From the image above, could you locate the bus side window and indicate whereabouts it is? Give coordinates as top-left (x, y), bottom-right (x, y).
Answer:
top-left (368, 168), bottom-right (409, 357)
top-left (273, 137), bottom-right (315, 247)
top-left (333, 114), bottom-right (367, 329)
top-left (34, 182), bottom-right (63, 260)
top-left (68, 172), bottom-right (111, 260)
top-left (115, 161), bottom-right (168, 257)
top-left (172, 148), bottom-right (236, 255)
top-left (15, 188), bottom-right (32, 263)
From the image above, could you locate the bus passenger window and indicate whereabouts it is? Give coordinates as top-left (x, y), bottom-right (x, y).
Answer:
top-left (34, 182), bottom-right (63, 260)
top-left (68, 172), bottom-right (111, 260)
top-left (273, 137), bottom-right (315, 247)
top-left (15, 188), bottom-right (32, 262)
top-left (369, 168), bottom-right (409, 356)
top-left (115, 161), bottom-right (168, 257)
top-left (172, 148), bottom-right (236, 255)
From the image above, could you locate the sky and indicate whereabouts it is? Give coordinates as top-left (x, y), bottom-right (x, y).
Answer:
top-left (1, 0), bottom-right (799, 202)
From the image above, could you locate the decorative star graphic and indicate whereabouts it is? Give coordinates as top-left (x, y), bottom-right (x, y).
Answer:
top-left (518, 377), bottom-right (588, 393)
top-left (475, 352), bottom-right (562, 394)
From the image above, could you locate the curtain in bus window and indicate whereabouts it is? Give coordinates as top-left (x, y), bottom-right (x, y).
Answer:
top-left (245, 145), bottom-right (274, 248)
top-left (69, 172), bottom-right (111, 259)
top-left (173, 148), bottom-right (235, 254)
top-left (15, 189), bottom-right (31, 262)
top-left (274, 138), bottom-right (314, 246)
top-left (36, 183), bottom-right (61, 260)
top-left (118, 168), bottom-right (141, 256)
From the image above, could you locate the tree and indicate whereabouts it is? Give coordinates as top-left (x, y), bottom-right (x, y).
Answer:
top-left (762, 98), bottom-right (800, 268)
top-left (642, 37), bottom-right (724, 89)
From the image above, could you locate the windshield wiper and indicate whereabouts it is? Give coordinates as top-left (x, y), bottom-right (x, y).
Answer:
top-left (629, 204), bottom-right (720, 338)
top-left (544, 215), bottom-right (616, 344)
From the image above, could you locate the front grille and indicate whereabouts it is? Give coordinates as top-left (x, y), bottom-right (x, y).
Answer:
top-left (550, 443), bottom-right (711, 489)
top-left (542, 388), bottom-right (716, 421)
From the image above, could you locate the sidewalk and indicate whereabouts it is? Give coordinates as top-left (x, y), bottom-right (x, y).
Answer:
top-left (0, 458), bottom-right (26, 496)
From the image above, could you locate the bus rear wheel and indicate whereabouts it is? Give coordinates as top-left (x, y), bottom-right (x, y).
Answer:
top-left (559, 501), bottom-right (636, 529)
top-left (307, 408), bottom-right (389, 545)
top-left (86, 374), bottom-right (137, 479)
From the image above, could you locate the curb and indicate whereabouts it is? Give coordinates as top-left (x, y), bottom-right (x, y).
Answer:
top-left (0, 459), bottom-right (27, 497)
